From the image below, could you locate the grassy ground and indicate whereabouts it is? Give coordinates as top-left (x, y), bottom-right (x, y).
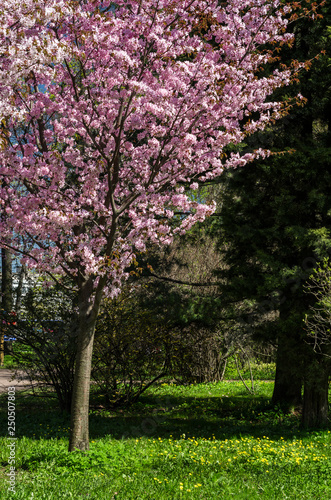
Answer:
top-left (0, 355), bottom-right (18, 370)
top-left (0, 380), bottom-right (330, 499)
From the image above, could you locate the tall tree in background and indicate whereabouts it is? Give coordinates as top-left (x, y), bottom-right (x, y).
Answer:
top-left (0, 171), bottom-right (13, 365)
top-left (303, 259), bottom-right (331, 427)
top-left (215, 3), bottom-right (331, 422)
top-left (0, 247), bottom-right (13, 366)
top-left (0, 0), bottom-right (319, 450)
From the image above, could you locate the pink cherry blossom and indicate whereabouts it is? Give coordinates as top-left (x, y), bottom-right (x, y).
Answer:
top-left (0, 0), bottom-right (316, 451)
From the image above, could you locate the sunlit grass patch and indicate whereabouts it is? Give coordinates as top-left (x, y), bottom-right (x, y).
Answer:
top-left (0, 380), bottom-right (330, 499)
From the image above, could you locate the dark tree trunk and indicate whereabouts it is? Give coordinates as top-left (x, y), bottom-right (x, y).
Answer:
top-left (272, 334), bottom-right (303, 408)
top-left (15, 263), bottom-right (26, 313)
top-left (1, 248), bottom-right (13, 366)
top-left (68, 278), bottom-right (103, 452)
top-left (302, 358), bottom-right (330, 429)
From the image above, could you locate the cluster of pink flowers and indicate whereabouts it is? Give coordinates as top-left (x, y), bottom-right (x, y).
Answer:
top-left (0, 0), bottom-right (304, 295)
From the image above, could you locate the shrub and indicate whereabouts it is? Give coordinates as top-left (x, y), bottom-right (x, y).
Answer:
top-left (4, 284), bottom-right (77, 412)
top-left (169, 323), bottom-right (225, 384)
top-left (92, 290), bottom-right (173, 407)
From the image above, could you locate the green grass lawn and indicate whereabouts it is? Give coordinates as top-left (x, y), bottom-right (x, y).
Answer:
top-left (0, 380), bottom-right (330, 499)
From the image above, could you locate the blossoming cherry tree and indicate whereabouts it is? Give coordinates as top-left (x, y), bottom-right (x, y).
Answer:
top-left (0, 0), bottom-right (316, 450)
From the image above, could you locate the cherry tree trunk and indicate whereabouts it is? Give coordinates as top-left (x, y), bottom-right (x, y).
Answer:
top-left (69, 279), bottom-right (102, 451)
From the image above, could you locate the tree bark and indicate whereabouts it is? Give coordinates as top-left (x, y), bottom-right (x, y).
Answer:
top-left (15, 263), bottom-right (26, 313)
top-left (0, 328), bottom-right (3, 366)
top-left (302, 358), bottom-right (330, 429)
top-left (1, 248), bottom-right (13, 366)
top-left (68, 278), bottom-right (103, 452)
top-left (272, 334), bottom-right (303, 408)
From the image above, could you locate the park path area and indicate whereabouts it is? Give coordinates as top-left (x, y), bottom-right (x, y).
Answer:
top-left (0, 369), bottom-right (38, 393)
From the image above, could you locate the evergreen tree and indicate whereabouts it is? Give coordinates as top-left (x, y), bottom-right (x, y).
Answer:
top-left (215, 6), bottom-right (331, 421)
